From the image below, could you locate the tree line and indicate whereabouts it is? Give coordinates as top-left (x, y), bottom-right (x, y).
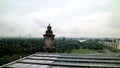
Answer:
top-left (0, 38), bottom-right (120, 65)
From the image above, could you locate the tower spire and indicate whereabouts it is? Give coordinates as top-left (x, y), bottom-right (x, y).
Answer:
top-left (47, 23), bottom-right (51, 29)
top-left (43, 23), bottom-right (55, 52)
top-left (49, 23), bottom-right (50, 26)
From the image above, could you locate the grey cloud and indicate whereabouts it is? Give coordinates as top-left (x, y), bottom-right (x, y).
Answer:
top-left (0, 0), bottom-right (120, 37)
top-left (109, 15), bottom-right (120, 29)
top-left (0, 21), bottom-right (19, 33)
top-left (108, 0), bottom-right (120, 29)
top-left (0, 0), bottom-right (67, 15)
top-left (33, 19), bottom-right (47, 29)
top-left (56, 0), bottom-right (112, 22)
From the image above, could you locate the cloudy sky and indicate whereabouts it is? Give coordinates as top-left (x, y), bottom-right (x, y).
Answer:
top-left (0, 0), bottom-right (120, 38)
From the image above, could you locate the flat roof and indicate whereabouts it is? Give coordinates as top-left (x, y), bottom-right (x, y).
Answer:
top-left (0, 52), bottom-right (120, 68)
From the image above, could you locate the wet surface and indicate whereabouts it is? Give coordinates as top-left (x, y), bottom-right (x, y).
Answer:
top-left (1, 53), bottom-right (120, 68)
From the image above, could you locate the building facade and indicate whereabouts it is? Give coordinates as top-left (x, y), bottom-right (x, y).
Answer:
top-left (100, 39), bottom-right (120, 49)
top-left (43, 24), bottom-right (55, 52)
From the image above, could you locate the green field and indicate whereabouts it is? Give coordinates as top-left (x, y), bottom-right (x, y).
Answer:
top-left (72, 49), bottom-right (99, 54)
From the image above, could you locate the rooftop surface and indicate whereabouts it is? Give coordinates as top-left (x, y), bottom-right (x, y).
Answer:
top-left (0, 52), bottom-right (120, 68)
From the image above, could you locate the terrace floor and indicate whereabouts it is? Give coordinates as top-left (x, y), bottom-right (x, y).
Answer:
top-left (0, 52), bottom-right (120, 68)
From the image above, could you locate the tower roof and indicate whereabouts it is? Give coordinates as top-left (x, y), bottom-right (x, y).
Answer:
top-left (46, 24), bottom-right (53, 34)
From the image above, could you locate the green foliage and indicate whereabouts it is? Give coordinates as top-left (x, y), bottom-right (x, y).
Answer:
top-left (0, 38), bottom-right (44, 56)
top-left (55, 39), bottom-right (79, 53)
top-left (0, 54), bottom-right (20, 65)
top-left (0, 38), bottom-right (44, 65)
top-left (0, 38), bottom-right (120, 66)
top-left (55, 38), bottom-right (120, 53)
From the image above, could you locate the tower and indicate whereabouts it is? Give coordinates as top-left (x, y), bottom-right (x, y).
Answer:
top-left (43, 24), bottom-right (55, 52)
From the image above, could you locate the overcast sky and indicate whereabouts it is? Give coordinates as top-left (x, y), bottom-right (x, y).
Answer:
top-left (0, 0), bottom-right (120, 38)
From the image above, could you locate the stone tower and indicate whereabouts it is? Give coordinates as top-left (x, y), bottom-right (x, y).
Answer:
top-left (43, 24), bottom-right (55, 52)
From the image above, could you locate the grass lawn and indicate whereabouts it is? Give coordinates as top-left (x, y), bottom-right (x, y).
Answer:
top-left (72, 49), bottom-right (99, 54)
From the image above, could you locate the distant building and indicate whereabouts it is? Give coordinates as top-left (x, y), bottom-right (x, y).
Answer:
top-left (43, 24), bottom-right (55, 52)
top-left (100, 39), bottom-right (120, 49)
top-left (78, 39), bottom-right (86, 42)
